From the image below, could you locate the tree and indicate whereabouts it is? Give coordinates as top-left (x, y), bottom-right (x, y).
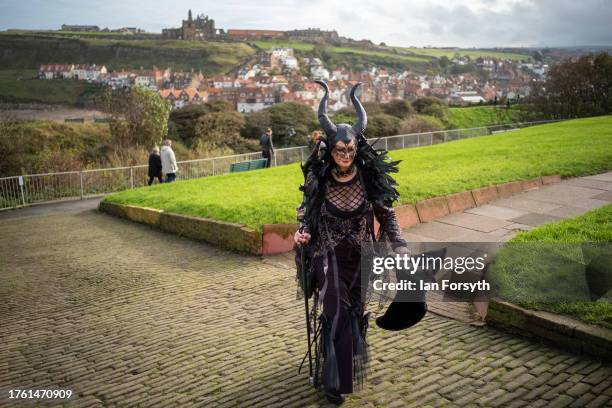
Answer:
top-left (241, 109), bottom-right (272, 139)
top-left (527, 52), bottom-right (612, 119)
top-left (169, 104), bottom-right (210, 147)
top-left (267, 102), bottom-right (318, 146)
top-left (439, 56), bottom-right (451, 74)
top-left (194, 111), bottom-right (247, 150)
top-left (103, 87), bottom-right (171, 150)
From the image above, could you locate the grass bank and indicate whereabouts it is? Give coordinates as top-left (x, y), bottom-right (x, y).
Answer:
top-left (104, 115), bottom-right (612, 230)
top-left (490, 204), bottom-right (612, 328)
top-left (446, 106), bottom-right (523, 129)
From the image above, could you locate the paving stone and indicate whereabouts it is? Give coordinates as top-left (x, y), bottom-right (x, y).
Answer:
top-left (465, 204), bottom-right (529, 220)
top-left (494, 197), bottom-right (562, 214)
top-left (523, 385), bottom-right (552, 401)
top-left (548, 394), bottom-right (575, 408)
top-left (570, 393), bottom-right (597, 408)
top-left (585, 172), bottom-right (612, 182)
top-left (562, 197), bottom-right (610, 210)
top-left (1, 197), bottom-right (611, 408)
top-left (567, 382), bottom-right (595, 397)
top-left (405, 221), bottom-right (467, 241)
top-left (585, 395), bottom-right (611, 408)
top-left (547, 205), bottom-right (594, 218)
top-left (509, 212), bottom-right (561, 226)
top-left (582, 367), bottom-right (611, 385)
top-left (566, 178), bottom-right (612, 191)
top-left (437, 212), bottom-right (512, 232)
top-left (592, 191), bottom-right (612, 201)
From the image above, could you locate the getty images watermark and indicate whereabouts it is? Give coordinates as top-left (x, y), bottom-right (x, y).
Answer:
top-left (372, 250), bottom-right (490, 292)
top-left (361, 242), bottom-right (612, 304)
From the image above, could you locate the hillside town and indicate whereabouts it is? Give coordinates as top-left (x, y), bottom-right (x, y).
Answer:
top-left (38, 10), bottom-right (551, 113)
top-left (38, 46), bottom-right (548, 113)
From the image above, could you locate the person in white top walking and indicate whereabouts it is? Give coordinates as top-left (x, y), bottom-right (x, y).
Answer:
top-left (160, 139), bottom-right (178, 182)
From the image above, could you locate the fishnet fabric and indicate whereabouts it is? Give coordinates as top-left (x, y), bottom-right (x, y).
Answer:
top-left (325, 176), bottom-right (365, 213)
top-left (313, 177), bottom-right (370, 258)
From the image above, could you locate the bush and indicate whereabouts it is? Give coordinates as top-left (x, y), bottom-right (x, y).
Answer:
top-left (412, 96), bottom-right (449, 120)
top-left (365, 114), bottom-right (402, 138)
top-left (267, 102), bottom-right (318, 146)
top-left (169, 104), bottom-right (210, 147)
top-left (399, 114), bottom-right (444, 134)
top-left (194, 111), bottom-right (247, 150)
top-left (383, 99), bottom-right (415, 119)
top-left (241, 109), bottom-right (271, 140)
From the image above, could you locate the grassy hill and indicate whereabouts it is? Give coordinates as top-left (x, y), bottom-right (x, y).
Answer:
top-left (0, 32), bottom-right (255, 72)
top-left (104, 115), bottom-right (612, 230)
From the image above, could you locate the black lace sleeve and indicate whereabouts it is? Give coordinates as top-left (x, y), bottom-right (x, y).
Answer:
top-left (372, 201), bottom-right (408, 250)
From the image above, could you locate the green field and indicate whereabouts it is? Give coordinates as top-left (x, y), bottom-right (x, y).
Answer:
top-left (252, 39), bottom-right (316, 51)
top-left (328, 47), bottom-right (433, 63)
top-left (104, 116), bottom-right (612, 230)
top-left (446, 106), bottom-right (524, 129)
top-left (394, 47), bottom-right (532, 61)
top-left (490, 204), bottom-right (612, 328)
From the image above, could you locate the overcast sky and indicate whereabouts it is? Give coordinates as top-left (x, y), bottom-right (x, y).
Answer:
top-left (2, 0), bottom-right (611, 48)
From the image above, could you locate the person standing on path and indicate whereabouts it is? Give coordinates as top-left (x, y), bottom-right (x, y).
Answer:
top-left (260, 127), bottom-right (275, 168)
top-left (161, 139), bottom-right (178, 183)
top-left (147, 146), bottom-right (163, 186)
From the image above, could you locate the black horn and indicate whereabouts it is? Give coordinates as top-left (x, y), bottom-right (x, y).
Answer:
top-left (350, 82), bottom-right (367, 135)
top-left (315, 80), bottom-right (337, 137)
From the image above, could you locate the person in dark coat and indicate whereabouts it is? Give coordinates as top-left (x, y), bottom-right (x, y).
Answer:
top-left (260, 128), bottom-right (274, 168)
top-left (148, 146), bottom-right (163, 186)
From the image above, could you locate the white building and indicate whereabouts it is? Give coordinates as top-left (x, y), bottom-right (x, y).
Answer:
top-left (311, 66), bottom-right (330, 80)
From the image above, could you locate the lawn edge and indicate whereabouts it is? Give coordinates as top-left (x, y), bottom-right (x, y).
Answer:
top-left (486, 298), bottom-right (612, 361)
top-left (99, 174), bottom-right (562, 255)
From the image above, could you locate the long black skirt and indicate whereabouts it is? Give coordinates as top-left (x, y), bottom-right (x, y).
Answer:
top-left (314, 239), bottom-right (369, 394)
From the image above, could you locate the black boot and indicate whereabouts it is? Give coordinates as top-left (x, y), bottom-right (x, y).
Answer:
top-left (325, 390), bottom-right (345, 405)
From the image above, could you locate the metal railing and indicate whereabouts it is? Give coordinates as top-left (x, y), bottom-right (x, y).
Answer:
top-left (0, 120), bottom-right (559, 211)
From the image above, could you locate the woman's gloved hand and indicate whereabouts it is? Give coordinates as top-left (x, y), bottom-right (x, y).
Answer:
top-left (294, 230), bottom-right (311, 246)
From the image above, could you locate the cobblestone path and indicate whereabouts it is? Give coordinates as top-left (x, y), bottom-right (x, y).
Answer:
top-left (0, 208), bottom-right (610, 407)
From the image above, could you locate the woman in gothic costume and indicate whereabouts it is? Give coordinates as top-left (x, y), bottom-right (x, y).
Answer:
top-left (294, 80), bottom-right (410, 405)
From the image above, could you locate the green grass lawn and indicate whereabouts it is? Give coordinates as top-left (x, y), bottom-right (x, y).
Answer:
top-left (252, 39), bottom-right (316, 51)
top-left (446, 106), bottom-right (524, 129)
top-left (490, 204), bottom-right (612, 328)
top-left (104, 115), bottom-right (612, 230)
top-left (328, 47), bottom-right (433, 63)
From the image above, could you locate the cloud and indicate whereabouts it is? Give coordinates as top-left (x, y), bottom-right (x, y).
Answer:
top-left (1, 0), bottom-right (610, 48)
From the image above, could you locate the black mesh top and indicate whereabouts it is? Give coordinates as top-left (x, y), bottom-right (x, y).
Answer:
top-left (324, 174), bottom-right (366, 218)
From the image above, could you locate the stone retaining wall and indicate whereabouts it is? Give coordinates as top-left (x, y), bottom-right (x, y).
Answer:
top-left (486, 299), bottom-right (612, 361)
top-left (100, 174), bottom-right (562, 255)
top-left (99, 201), bottom-right (261, 254)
